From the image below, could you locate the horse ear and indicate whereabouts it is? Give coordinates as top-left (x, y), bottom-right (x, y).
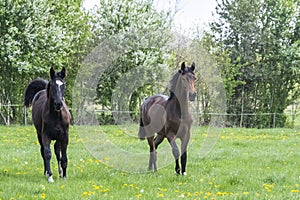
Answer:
top-left (50, 67), bottom-right (55, 79)
top-left (181, 62), bottom-right (186, 71)
top-left (178, 62), bottom-right (186, 73)
top-left (191, 62), bottom-right (195, 71)
top-left (61, 67), bottom-right (66, 79)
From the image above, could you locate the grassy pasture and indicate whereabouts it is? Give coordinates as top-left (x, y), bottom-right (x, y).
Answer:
top-left (1, 125), bottom-right (300, 199)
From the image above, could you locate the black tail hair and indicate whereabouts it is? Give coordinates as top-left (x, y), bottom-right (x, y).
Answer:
top-left (24, 79), bottom-right (48, 107)
top-left (138, 117), bottom-right (146, 140)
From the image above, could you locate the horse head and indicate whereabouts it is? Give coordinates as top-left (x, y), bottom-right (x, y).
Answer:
top-left (48, 67), bottom-right (66, 111)
top-left (178, 62), bottom-right (196, 101)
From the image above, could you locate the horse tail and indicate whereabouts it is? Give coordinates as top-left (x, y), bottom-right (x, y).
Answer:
top-left (24, 78), bottom-right (48, 107)
top-left (138, 116), bottom-right (147, 140)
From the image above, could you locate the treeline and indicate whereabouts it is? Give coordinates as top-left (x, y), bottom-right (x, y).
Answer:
top-left (0, 0), bottom-right (299, 127)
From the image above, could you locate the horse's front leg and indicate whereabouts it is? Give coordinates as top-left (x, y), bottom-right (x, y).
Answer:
top-left (180, 130), bottom-right (190, 176)
top-left (54, 141), bottom-right (63, 178)
top-left (60, 135), bottom-right (69, 178)
top-left (167, 133), bottom-right (180, 174)
top-left (42, 135), bottom-right (53, 182)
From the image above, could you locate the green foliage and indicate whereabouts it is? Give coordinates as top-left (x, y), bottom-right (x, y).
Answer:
top-left (209, 0), bottom-right (300, 127)
top-left (92, 0), bottom-right (173, 123)
top-left (0, 0), bottom-right (92, 124)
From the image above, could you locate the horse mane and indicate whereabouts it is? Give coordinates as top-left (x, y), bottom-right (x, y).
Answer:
top-left (168, 71), bottom-right (181, 100)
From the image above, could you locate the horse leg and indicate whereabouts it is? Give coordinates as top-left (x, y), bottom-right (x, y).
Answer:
top-left (60, 136), bottom-right (68, 178)
top-left (154, 133), bottom-right (165, 149)
top-left (54, 141), bottom-right (63, 178)
top-left (180, 132), bottom-right (190, 176)
top-left (37, 134), bottom-right (46, 175)
top-left (147, 136), bottom-right (157, 172)
top-left (166, 133), bottom-right (180, 174)
top-left (42, 135), bottom-right (53, 182)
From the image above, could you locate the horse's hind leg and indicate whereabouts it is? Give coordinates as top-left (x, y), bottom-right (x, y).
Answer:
top-left (154, 133), bottom-right (164, 149)
top-left (38, 134), bottom-right (46, 175)
top-left (147, 136), bottom-right (157, 172)
top-left (54, 141), bottom-right (63, 178)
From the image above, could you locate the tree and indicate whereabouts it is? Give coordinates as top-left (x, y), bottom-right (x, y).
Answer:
top-left (209, 0), bottom-right (300, 127)
top-left (0, 0), bottom-right (92, 124)
top-left (85, 0), bottom-right (173, 124)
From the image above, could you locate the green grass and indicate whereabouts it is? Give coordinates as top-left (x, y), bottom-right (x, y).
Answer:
top-left (1, 125), bottom-right (300, 199)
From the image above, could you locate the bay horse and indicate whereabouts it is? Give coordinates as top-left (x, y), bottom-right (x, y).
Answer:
top-left (24, 67), bottom-right (70, 182)
top-left (138, 62), bottom-right (196, 175)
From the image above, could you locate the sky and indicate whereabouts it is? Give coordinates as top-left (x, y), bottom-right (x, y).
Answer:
top-left (83, 0), bottom-right (218, 34)
top-left (153, 0), bottom-right (217, 30)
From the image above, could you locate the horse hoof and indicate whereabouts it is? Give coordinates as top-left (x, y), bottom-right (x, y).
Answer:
top-left (182, 172), bottom-right (187, 176)
top-left (45, 172), bottom-right (54, 183)
top-left (48, 176), bottom-right (54, 183)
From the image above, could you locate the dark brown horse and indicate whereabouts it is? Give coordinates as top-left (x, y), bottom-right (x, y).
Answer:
top-left (138, 62), bottom-right (196, 175)
top-left (24, 67), bottom-right (70, 182)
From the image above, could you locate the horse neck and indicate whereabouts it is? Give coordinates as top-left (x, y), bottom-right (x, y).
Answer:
top-left (170, 86), bottom-right (190, 119)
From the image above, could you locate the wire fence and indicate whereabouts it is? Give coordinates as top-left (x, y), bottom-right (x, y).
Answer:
top-left (1, 104), bottom-right (298, 129)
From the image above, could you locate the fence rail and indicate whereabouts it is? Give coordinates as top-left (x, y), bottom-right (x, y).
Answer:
top-left (0, 104), bottom-right (299, 128)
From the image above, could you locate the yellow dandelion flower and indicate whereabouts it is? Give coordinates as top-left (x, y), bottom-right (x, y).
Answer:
top-left (82, 191), bottom-right (89, 196)
top-left (216, 191), bottom-right (225, 196)
top-left (291, 189), bottom-right (299, 193)
top-left (41, 193), bottom-right (46, 199)
top-left (135, 194), bottom-right (142, 198)
top-left (243, 192), bottom-right (249, 195)
top-left (205, 192), bottom-right (212, 196)
top-left (157, 193), bottom-right (164, 197)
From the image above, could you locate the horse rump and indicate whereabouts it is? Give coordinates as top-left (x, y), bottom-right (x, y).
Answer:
top-left (24, 78), bottom-right (48, 107)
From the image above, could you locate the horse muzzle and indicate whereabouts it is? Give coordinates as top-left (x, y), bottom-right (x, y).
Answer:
top-left (54, 101), bottom-right (63, 111)
top-left (189, 92), bottom-right (196, 101)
